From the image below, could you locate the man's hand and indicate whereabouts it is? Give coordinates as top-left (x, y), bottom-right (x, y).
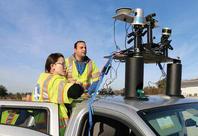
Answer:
top-left (81, 93), bottom-right (90, 100)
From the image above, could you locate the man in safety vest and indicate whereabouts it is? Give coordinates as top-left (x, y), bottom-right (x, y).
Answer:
top-left (65, 40), bottom-right (100, 96)
top-left (32, 53), bottom-right (84, 136)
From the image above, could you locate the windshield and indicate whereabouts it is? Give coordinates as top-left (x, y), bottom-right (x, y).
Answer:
top-left (138, 103), bottom-right (198, 136)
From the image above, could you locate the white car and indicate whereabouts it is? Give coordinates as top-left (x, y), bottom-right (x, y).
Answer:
top-left (0, 95), bottom-right (198, 136)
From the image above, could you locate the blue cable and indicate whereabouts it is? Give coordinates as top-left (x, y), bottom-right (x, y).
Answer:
top-left (87, 56), bottom-right (113, 136)
top-left (157, 63), bottom-right (166, 77)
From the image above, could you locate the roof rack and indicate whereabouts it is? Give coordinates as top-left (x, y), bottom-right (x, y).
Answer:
top-left (106, 8), bottom-right (183, 99)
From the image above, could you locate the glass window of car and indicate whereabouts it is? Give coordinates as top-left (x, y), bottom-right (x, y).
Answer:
top-left (0, 107), bottom-right (49, 134)
top-left (80, 114), bottom-right (136, 136)
top-left (138, 103), bottom-right (198, 136)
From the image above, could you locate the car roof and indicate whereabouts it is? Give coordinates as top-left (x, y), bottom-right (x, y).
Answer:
top-left (1, 95), bottom-right (198, 111)
top-left (93, 95), bottom-right (198, 111)
top-left (0, 100), bottom-right (56, 108)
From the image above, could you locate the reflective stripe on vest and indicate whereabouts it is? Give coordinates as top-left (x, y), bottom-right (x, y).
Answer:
top-left (6, 113), bottom-right (17, 124)
top-left (82, 83), bottom-right (90, 89)
top-left (66, 56), bottom-right (74, 81)
top-left (68, 56), bottom-right (74, 69)
top-left (42, 75), bottom-right (53, 101)
top-left (92, 72), bottom-right (100, 79)
top-left (1, 111), bottom-right (19, 125)
top-left (87, 60), bottom-right (92, 78)
top-left (59, 117), bottom-right (68, 129)
top-left (58, 81), bottom-right (65, 103)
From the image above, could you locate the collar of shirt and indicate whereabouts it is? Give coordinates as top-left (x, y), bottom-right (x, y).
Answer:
top-left (75, 61), bottom-right (87, 75)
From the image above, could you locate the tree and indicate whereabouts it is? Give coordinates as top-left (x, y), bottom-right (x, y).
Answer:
top-left (16, 92), bottom-right (22, 100)
top-left (99, 87), bottom-right (114, 95)
top-left (0, 85), bottom-right (8, 97)
top-left (156, 78), bottom-right (166, 94)
top-left (144, 78), bottom-right (166, 95)
top-left (144, 86), bottom-right (160, 95)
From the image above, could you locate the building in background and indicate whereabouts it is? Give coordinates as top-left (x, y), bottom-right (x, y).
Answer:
top-left (181, 79), bottom-right (198, 97)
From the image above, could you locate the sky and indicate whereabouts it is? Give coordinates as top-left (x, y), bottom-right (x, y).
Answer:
top-left (0, 0), bottom-right (198, 93)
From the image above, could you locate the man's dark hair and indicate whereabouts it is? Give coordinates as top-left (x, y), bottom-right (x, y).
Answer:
top-left (45, 53), bottom-right (64, 72)
top-left (74, 40), bottom-right (86, 49)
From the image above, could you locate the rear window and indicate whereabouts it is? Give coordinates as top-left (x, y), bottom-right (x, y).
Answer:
top-left (138, 103), bottom-right (198, 136)
top-left (0, 106), bottom-right (49, 134)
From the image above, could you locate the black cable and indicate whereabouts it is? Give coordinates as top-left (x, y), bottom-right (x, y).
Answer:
top-left (113, 19), bottom-right (121, 51)
top-left (103, 61), bottom-right (120, 89)
top-left (125, 22), bottom-right (132, 49)
top-left (124, 22), bottom-right (128, 49)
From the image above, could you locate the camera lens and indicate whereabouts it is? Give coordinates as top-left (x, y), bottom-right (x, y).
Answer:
top-left (162, 27), bottom-right (172, 36)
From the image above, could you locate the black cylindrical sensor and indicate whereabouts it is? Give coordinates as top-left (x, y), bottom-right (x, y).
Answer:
top-left (125, 56), bottom-right (144, 98)
top-left (166, 63), bottom-right (182, 96)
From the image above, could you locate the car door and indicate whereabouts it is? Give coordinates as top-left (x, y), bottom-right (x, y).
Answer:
top-left (67, 105), bottom-right (149, 136)
top-left (0, 105), bottom-right (50, 135)
top-left (0, 125), bottom-right (50, 136)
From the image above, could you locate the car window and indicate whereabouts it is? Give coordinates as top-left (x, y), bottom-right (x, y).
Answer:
top-left (138, 103), bottom-right (198, 136)
top-left (182, 109), bottom-right (198, 135)
top-left (80, 114), bottom-right (136, 136)
top-left (0, 107), bottom-right (49, 134)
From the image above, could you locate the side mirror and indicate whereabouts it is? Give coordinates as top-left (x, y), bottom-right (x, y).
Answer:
top-left (185, 119), bottom-right (197, 127)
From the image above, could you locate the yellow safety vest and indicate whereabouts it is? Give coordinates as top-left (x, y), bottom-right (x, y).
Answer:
top-left (1, 110), bottom-right (19, 125)
top-left (65, 56), bottom-right (100, 89)
top-left (32, 72), bottom-right (73, 136)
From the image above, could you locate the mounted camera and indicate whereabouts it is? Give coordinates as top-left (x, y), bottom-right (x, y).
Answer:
top-left (162, 27), bottom-right (172, 36)
top-left (160, 27), bottom-right (173, 56)
top-left (132, 8), bottom-right (145, 26)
